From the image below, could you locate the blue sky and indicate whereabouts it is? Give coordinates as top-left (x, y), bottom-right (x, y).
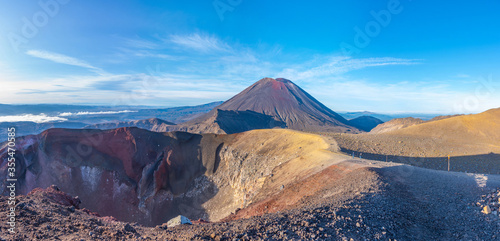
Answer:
top-left (0, 0), bottom-right (499, 113)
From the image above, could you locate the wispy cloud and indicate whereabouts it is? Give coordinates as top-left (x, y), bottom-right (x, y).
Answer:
top-left (169, 33), bottom-right (232, 53)
top-left (26, 50), bottom-right (103, 73)
top-left (133, 51), bottom-right (178, 60)
top-left (85, 73), bottom-right (147, 91)
top-left (107, 37), bottom-right (181, 63)
top-left (116, 47), bottom-right (179, 60)
top-left (277, 56), bottom-right (420, 81)
top-left (123, 37), bottom-right (159, 49)
top-left (306, 79), bottom-right (470, 113)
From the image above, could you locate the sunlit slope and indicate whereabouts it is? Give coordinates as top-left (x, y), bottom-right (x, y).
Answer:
top-left (389, 108), bottom-right (500, 149)
top-left (204, 128), bottom-right (348, 221)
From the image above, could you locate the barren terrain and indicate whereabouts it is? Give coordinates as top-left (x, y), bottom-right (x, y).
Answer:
top-left (1, 128), bottom-right (500, 240)
top-left (2, 159), bottom-right (499, 240)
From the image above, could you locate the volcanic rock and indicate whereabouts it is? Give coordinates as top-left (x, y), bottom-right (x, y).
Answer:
top-left (28, 185), bottom-right (81, 208)
top-left (124, 223), bottom-right (137, 233)
top-left (166, 215), bottom-right (192, 227)
top-left (483, 206), bottom-right (492, 214)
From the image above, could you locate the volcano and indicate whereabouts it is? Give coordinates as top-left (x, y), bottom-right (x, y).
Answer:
top-left (166, 78), bottom-right (359, 134)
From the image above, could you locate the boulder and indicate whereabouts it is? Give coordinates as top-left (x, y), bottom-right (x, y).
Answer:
top-left (123, 223), bottom-right (136, 233)
top-left (482, 206), bottom-right (491, 214)
top-left (28, 185), bottom-right (81, 209)
top-left (166, 215), bottom-right (192, 227)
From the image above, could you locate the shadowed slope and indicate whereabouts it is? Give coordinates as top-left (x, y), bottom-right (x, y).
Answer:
top-left (158, 109), bottom-right (286, 134)
top-left (348, 116), bottom-right (384, 132)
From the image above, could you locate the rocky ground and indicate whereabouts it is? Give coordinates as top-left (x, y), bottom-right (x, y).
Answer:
top-left (1, 159), bottom-right (500, 241)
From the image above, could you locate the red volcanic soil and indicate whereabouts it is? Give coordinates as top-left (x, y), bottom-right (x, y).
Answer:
top-left (28, 185), bottom-right (82, 209)
top-left (222, 163), bottom-right (356, 221)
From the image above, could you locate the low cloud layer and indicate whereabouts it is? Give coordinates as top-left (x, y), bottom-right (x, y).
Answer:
top-left (0, 114), bottom-right (68, 123)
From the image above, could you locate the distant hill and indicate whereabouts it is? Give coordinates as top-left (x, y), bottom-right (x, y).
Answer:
top-left (339, 111), bottom-right (447, 122)
top-left (340, 111), bottom-right (393, 122)
top-left (136, 101), bottom-right (223, 124)
top-left (348, 116), bottom-right (384, 132)
top-left (370, 117), bottom-right (425, 134)
top-left (370, 114), bottom-right (466, 134)
top-left (428, 114), bottom-right (464, 122)
top-left (85, 118), bottom-right (176, 131)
